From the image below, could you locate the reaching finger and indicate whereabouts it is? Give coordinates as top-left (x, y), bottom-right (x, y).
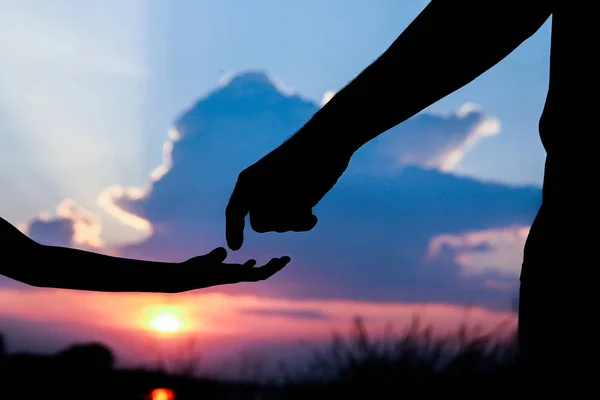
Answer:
top-left (226, 175), bottom-right (251, 251)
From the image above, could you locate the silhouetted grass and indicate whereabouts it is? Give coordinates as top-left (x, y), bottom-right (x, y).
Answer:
top-left (0, 313), bottom-right (523, 399)
top-left (270, 315), bottom-right (522, 397)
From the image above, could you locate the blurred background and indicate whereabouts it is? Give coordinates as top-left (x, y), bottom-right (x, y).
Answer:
top-left (0, 0), bottom-right (550, 397)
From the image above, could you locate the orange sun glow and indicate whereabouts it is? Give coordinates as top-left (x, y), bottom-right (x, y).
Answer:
top-left (150, 388), bottom-right (175, 400)
top-left (150, 315), bottom-right (183, 333)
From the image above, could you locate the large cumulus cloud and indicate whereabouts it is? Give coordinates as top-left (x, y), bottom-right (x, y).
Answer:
top-left (14, 71), bottom-right (542, 311)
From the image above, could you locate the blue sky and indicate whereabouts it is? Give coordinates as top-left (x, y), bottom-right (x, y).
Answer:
top-left (150, 0), bottom-right (552, 187)
top-left (0, 0), bottom-right (552, 361)
top-left (0, 0), bottom-right (551, 226)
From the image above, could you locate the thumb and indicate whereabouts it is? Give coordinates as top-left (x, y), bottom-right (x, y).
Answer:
top-left (205, 247), bottom-right (228, 262)
top-left (292, 213), bottom-right (318, 232)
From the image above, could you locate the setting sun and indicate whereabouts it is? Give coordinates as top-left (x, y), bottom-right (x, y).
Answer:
top-left (141, 304), bottom-right (194, 335)
top-left (150, 315), bottom-right (183, 333)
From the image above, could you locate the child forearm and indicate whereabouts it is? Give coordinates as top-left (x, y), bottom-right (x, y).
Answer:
top-left (14, 244), bottom-right (173, 293)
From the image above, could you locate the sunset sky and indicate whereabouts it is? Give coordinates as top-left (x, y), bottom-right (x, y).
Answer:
top-left (0, 0), bottom-right (549, 371)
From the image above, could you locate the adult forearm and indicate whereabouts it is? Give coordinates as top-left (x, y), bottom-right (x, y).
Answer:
top-left (294, 0), bottom-right (551, 154)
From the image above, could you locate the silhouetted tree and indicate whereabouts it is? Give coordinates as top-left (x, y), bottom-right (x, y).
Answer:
top-left (0, 332), bottom-right (5, 372)
top-left (55, 342), bottom-right (115, 372)
top-left (0, 332), bottom-right (5, 358)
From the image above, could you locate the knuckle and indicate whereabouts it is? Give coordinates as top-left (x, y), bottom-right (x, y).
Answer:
top-left (238, 167), bottom-right (253, 182)
top-left (249, 214), bottom-right (265, 231)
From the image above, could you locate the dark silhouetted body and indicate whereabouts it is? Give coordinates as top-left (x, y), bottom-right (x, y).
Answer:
top-left (226, 0), bottom-right (594, 387)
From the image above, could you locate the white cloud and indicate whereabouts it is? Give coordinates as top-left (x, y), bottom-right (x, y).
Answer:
top-left (20, 198), bottom-right (105, 250)
top-left (95, 127), bottom-right (182, 240)
top-left (367, 102), bottom-right (501, 173)
top-left (15, 71), bottom-right (539, 310)
top-left (321, 90), bottom-right (336, 107)
top-left (426, 225), bottom-right (530, 278)
top-left (97, 186), bottom-right (152, 237)
top-left (432, 104), bottom-right (500, 172)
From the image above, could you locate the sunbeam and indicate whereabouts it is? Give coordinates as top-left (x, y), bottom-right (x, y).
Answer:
top-left (0, 0), bottom-right (151, 226)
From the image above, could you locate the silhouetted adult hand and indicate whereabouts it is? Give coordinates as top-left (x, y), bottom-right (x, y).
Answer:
top-left (226, 135), bottom-right (352, 250)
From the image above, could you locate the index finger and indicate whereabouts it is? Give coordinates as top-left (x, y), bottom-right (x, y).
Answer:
top-left (225, 177), bottom-right (250, 251)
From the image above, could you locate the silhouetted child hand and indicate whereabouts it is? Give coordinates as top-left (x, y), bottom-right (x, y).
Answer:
top-left (179, 247), bottom-right (291, 291)
top-left (1, 216), bottom-right (290, 293)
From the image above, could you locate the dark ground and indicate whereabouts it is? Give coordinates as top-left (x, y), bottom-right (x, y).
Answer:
top-left (0, 317), bottom-right (525, 399)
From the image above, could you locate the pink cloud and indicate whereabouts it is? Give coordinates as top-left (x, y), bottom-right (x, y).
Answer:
top-left (0, 287), bottom-right (516, 370)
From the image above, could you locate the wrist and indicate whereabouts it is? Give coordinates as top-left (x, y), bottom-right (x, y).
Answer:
top-left (290, 119), bottom-right (357, 163)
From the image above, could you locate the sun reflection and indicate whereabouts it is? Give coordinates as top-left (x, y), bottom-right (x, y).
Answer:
top-left (150, 388), bottom-right (175, 400)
